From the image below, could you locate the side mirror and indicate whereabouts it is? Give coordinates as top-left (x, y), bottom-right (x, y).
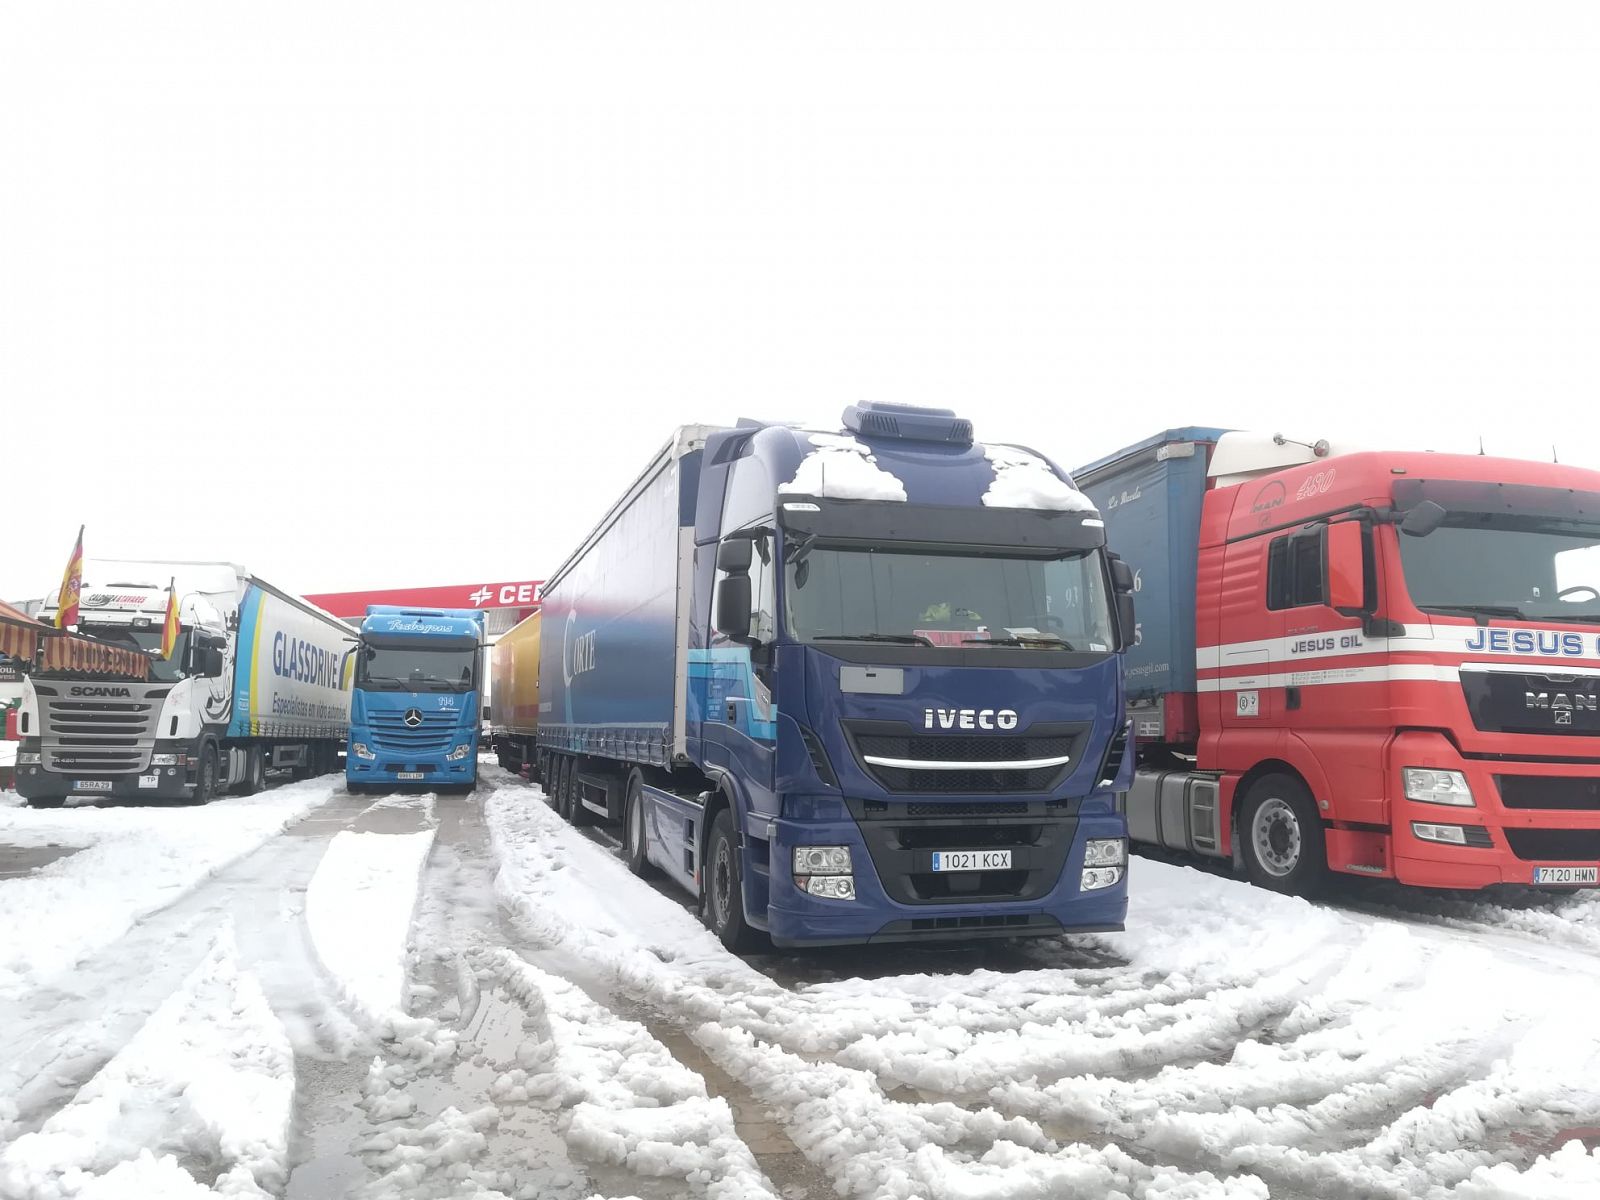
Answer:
top-left (1327, 521), bottom-right (1368, 614)
top-left (1108, 555), bottom-right (1135, 595)
top-left (1115, 592), bottom-right (1137, 652)
top-left (1400, 500), bottom-right (1447, 538)
top-left (714, 575), bottom-right (753, 643)
top-left (717, 536), bottom-right (754, 574)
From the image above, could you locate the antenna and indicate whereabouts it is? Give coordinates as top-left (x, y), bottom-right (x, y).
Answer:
top-left (1554, 444), bottom-right (1560, 464)
top-left (1478, 436), bottom-right (1486, 456)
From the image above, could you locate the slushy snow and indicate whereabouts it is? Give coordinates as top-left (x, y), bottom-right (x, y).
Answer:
top-left (779, 433), bottom-right (908, 501)
top-left (982, 443), bottom-right (1097, 511)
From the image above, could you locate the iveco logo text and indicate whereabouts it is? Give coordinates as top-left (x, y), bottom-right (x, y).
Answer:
top-left (69, 686), bottom-right (132, 697)
top-left (923, 708), bottom-right (1019, 731)
top-left (1525, 692), bottom-right (1598, 713)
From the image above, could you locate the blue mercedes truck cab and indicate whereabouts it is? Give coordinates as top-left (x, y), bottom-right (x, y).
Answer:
top-left (347, 606), bottom-right (485, 793)
top-left (538, 404), bottom-right (1137, 950)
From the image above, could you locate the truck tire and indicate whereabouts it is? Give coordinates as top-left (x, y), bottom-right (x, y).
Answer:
top-left (190, 745), bottom-right (219, 806)
top-left (1240, 773), bottom-right (1327, 897)
top-left (705, 808), bottom-right (765, 954)
top-left (623, 770), bottom-right (654, 878)
top-left (25, 795), bottom-right (66, 809)
top-left (555, 757), bottom-right (574, 819)
top-left (238, 747), bottom-right (266, 796)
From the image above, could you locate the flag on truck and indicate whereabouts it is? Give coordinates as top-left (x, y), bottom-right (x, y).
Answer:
top-left (161, 577), bottom-right (181, 659)
top-left (53, 525), bottom-right (84, 630)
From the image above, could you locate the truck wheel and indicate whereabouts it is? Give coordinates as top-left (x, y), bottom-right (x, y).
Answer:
top-left (623, 770), bottom-right (654, 878)
top-left (1240, 773), bottom-right (1327, 896)
top-left (705, 809), bottom-right (764, 954)
top-left (238, 747), bottom-right (265, 796)
top-left (190, 745), bottom-right (219, 806)
top-left (555, 757), bottom-right (573, 818)
top-left (25, 796), bottom-right (66, 809)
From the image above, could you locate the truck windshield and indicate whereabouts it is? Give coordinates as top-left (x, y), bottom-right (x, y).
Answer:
top-left (785, 546), bottom-right (1115, 651)
top-left (358, 641), bottom-right (477, 692)
top-left (78, 625), bottom-right (185, 683)
top-left (1398, 517), bottom-right (1600, 624)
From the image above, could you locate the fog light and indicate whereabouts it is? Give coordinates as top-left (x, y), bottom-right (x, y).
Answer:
top-left (1084, 837), bottom-right (1127, 866)
top-left (795, 875), bottom-right (856, 900)
top-left (447, 744), bottom-right (473, 761)
top-left (1412, 821), bottom-right (1468, 845)
top-left (793, 845), bottom-right (853, 874)
top-left (1081, 866), bottom-right (1123, 891)
top-left (351, 743), bottom-right (375, 760)
top-left (1403, 768), bottom-right (1474, 807)
top-left (166, 768), bottom-right (176, 777)
top-left (150, 753), bottom-right (177, 766)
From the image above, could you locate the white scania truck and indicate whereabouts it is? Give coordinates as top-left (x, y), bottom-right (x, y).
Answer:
top-left (14, 560), bottom-right (354, 808)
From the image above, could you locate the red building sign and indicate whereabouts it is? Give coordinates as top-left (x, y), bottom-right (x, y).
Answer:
top-left (305, 580), bottom-right (543, 621)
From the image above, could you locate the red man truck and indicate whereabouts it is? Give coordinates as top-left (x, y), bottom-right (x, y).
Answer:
top-left (1075, 428), bottom-right (1600, 896)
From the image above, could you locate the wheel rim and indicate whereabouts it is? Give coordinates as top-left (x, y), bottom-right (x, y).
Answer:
top-left (712, 838), bottom-right (734, 928)
top-left (1251, 797), bottom-right (1302, 877)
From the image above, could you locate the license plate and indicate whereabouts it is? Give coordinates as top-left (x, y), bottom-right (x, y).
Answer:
top-left (73, 779), bottom-right (113, 791)
top-left (138, 774), bottom-right (159, 789)
top-left (930, 849), bottom-right (1012, 872)
top-left (1534, 866), bottom-right (1599, 885)
top-left (397, 772), bottom-right (425, 781)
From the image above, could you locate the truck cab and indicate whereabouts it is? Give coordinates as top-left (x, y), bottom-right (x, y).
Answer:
top-left (1080, 430), bottom-right (1600, 894)
top-left (347, 606), bottom-right (485, 793)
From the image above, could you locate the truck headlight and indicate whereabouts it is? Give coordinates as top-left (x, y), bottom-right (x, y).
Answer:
top-left (1084, 838), bottom-right (1127, 867)
top-left (1081, 866), bottom-right (1124, 891)
top-left (17, 751), bottom-right (41, 765)
top-left (150, 753), bottom-right (177, 766)
top-left (351, 742), bottom-right (375, 760)
top-left (793, 846), bottom-right (852, 874)
top-left (447, 744), bottom-right (473, 761)
top-left (802, 876), bottom-right (857, 899)
top-left (1403, 768), bottom-right (1474, 807)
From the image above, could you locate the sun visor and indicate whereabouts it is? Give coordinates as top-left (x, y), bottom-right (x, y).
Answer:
top-left (776, 496), bottom-right (1105, 554)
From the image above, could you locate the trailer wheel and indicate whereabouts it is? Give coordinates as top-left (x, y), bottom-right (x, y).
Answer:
top-left (705, 809), bottom-right (764, 954)
top-left (190, 745), bottom-right (219, 806)
top-left (555, 757), bottom-right (574, 818)
top-left (238, 747), bottom-right (265, 796)
top-left (623, 770), bottom-right (654, 878)
top-left (1240, 773), bottom-right (1327, 897)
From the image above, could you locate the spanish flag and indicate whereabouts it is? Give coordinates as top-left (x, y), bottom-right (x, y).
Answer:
top-left (160, 576), bottom-right (181, 659)
top-left (54, 525), bottom-right (84, 630)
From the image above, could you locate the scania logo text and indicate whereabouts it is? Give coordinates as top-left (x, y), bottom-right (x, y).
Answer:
top-left (923, 708), bottom-right (1019, 731)
top-left (70, 686), bottom-right (132, 697)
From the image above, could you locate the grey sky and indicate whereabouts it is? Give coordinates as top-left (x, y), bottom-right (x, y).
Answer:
top-left (3, 2), bottom-right (1598, 602)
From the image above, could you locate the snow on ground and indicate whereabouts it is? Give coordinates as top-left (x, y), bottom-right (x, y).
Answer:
top-left (780, 433), bottom-right (908, 502)
top-left (485, 778), bottom-right (1600, 1199)
top-left (0, 924), bottom-right (294, 1199)
top-left (982, 444), bottom-right (1097, 512)
top-left (304, 826), bottom-right (436, 1033)
top-left (0, 778), bottom-right (336, 1007)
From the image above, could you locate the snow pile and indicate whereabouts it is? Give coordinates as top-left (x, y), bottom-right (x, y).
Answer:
top-left (779, 433), bottom-right (907, 502)
top-left (0, 925), bottom-right (294, 1199)
top-left (304, 827), bottom-right (436, 1033)
top-left (0, 780), bottom-right (336, 1006)
top-left (982, 444), bottom-right (1097, 512)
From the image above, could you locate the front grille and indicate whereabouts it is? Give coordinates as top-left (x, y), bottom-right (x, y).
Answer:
top-left (1462, 671), bottom-right (1600, 737)
top-left (846, 720), bottom-right (1085, 794)
top-left (845, 797), bottom-right (1077, 905)
top-left (368, 709), bottom-right (456, 754)
top-left (42, 698), bottom-right (161, 774)
top-left (1504, 828), bottom-right (1600, 861)
top-left (1497, 776), bottom-right (1600, 811)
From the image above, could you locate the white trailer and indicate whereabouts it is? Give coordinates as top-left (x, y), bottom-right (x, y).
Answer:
top-left (14, 560), bottom-right (353, 807)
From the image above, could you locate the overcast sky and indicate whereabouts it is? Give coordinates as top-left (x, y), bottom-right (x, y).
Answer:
top-left (3, 3), bottom-right (1598, 602)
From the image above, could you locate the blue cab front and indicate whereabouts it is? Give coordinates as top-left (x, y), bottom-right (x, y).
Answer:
top-left (346, 607), bottom-right (485, 791)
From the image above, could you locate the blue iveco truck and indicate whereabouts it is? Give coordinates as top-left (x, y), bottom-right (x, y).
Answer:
top-left (537, 404), bottom-right (1138, 950)
top-left (347, 606), bottom-right (485, 793)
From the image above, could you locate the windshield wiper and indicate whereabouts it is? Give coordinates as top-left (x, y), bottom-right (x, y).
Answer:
top-left (964, 634), bottom-right (1076, 650)
top-left (813, 633), bottom-right (935, 647)
top-left (1419, 603), bottom-right (1528, 621)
